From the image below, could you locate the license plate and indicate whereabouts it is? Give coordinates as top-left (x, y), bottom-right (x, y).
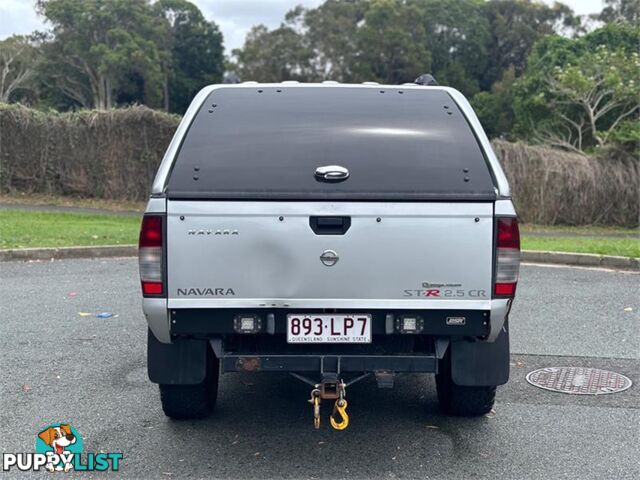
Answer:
top-left (286, 314), bottom-right (372, 344)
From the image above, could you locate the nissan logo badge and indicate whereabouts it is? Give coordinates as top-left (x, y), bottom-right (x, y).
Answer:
top-left (320, 250), bottom-right (339, 267)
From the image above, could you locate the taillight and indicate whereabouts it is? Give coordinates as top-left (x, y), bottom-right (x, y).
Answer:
top-left (494, 217), bottom-right (520, 298)
top-left (139, 215), bottom-right (164, 297)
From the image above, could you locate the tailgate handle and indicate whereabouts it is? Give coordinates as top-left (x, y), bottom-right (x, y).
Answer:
top-left (309, 216), bottom-right (351, 235)
top-left (314, 165), bottom-right (349, 182)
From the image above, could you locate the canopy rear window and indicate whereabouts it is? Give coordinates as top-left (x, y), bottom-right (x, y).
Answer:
top-left (166, 86), bottom-right (496, 200)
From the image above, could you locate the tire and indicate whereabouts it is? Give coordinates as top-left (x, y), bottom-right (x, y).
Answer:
top-left (159, 349), bottom-right (219, 420)
top-left (435, 353), bottom-right (496, 417)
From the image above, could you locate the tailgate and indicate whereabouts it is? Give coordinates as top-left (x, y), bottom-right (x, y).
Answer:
top-left (167, 201), bottom-right (493, 309)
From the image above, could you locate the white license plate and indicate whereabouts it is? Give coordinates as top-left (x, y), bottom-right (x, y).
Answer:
top-left (286, 314), bottom-right (372, 344)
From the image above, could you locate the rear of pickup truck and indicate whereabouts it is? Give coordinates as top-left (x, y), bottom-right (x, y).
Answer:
top-left (140, 83), bottom-right (520, 424)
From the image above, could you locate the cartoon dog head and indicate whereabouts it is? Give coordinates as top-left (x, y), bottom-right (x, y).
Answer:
top-left (38, 424), bottom-right (76, 455)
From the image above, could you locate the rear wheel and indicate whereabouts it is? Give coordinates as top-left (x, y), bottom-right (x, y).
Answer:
top-left (435, 353), bottom-right (496, 416)
top-left (159, 349), bottom-right (219, 420)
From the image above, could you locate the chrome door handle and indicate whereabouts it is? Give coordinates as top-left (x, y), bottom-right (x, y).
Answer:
top-left (314, 165), bottom-right (350, 182)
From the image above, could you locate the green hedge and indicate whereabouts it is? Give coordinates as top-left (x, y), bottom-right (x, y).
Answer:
top-left (0, 104), bottom-right (179, 201)
top-left (1, 103), bottom-right (637, 226)
top-left (495, 140), bottom-right (639, 227)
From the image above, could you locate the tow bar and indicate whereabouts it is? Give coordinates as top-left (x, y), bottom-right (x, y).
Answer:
top-left (294, 372), bottom-right (369, 430)
top-left (306, 378), bottom-right (348, 430)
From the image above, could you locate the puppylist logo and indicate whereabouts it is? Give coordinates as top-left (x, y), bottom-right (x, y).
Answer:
top-left (2, 423), bottom-right (122, 473)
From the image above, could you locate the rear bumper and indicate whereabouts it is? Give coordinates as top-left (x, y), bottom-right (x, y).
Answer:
top-left (220, 354), bottom-right (438, 373)
top-left (211, 332), bottom-right (446, 374)
top-left (147, 323), bottom-right (510, 385)
top-left (170, 308), bottom-right (485, 375)
top-left (170, 308), bottom-right (490, 337)
top-left (144, 300), bottom-right (512, 344)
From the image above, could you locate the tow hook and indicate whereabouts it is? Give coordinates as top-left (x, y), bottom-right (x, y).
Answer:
top-left (330, 398), bottom-right (349, 430)
top-left (330, 380), bottom-right (349, 430)
top-left (308, 388), bottom-right (322, 429)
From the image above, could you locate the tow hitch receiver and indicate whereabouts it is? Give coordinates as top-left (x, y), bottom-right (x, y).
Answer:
top-left (320, 373), bottom-right (340, 399)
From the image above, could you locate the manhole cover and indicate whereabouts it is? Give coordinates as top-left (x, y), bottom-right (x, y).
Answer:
top-left (526, 367), bottom-right (632, 395)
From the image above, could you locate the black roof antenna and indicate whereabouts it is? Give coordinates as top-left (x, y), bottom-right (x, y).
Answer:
top-left (414, 74), bottom-right (439, 86)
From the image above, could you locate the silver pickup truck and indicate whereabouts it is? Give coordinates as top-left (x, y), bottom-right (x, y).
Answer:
top-left (139, 80), bottom-right (520, 428)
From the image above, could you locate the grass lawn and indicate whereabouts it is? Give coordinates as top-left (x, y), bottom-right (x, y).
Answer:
top-left (520, 224), bottom-right (638, 236)
top-left (1, 208), bottom-right (638, 257)
top-left (0, 193), bottom-right (145, 212)
top-left (521, 236), bottom-right (639, 258)
top-left (0, 210), bottom-right (140, 249)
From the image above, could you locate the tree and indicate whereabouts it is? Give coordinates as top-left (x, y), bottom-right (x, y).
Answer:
top-left (303, 0), bottom-right (366, 81)
top-left (513, 23), bottom-right (640, 154)
top-left (232, 0), bottom-right (430, 85)
top-left (231, 21), bottom-right (315, 82)
top-left (482, 0), bottom-right (579, 90)
top-left (231, 0), bottom-right (579, 98)
top-left (0, 36), bottom-right (40, 103)
top-left (596, 0), bottom-right (640, 24)
top-left (352, 0), bottom-right (431, 84)
top-left (154, 0), bottom-right (224, 113)
top-left (35, 34), bottom-right (94, 109)
top-left (472, 67), bottom-right (517, 138)
top-left (37, 0), bottom-right (168, 109)
top-left (542, 47), bottom-right (639, 151)
top-left (472, 0), bottom-right (583, 140)
top-left (417, 0), bottom-right (489, 96)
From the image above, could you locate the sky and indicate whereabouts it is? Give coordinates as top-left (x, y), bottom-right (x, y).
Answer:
top-left (0, 0), bottom-right (606, 53)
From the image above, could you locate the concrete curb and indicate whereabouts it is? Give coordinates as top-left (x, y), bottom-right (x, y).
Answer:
top-left (0, 245), bottom-right (137, 262)
top-left (521, 250), bottom-right (639, 271)
top-left (0, 245), bottom-right (638, 271)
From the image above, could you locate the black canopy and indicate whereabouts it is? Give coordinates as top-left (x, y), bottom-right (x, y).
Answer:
top-left (166, 86), bottom-right (496, 201)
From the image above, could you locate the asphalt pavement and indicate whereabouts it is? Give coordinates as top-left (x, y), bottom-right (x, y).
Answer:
top-left (0, 259), bottom-right (638, 479)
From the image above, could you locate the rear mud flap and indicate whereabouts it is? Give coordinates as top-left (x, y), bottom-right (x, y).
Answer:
top-left (147, 329), bottom-right (207, 384)
top-left (450, 322), bottom-right (510, 386)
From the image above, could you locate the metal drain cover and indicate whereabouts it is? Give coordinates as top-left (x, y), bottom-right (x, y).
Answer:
top-left (526, 367), bottom-right (632, 395)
